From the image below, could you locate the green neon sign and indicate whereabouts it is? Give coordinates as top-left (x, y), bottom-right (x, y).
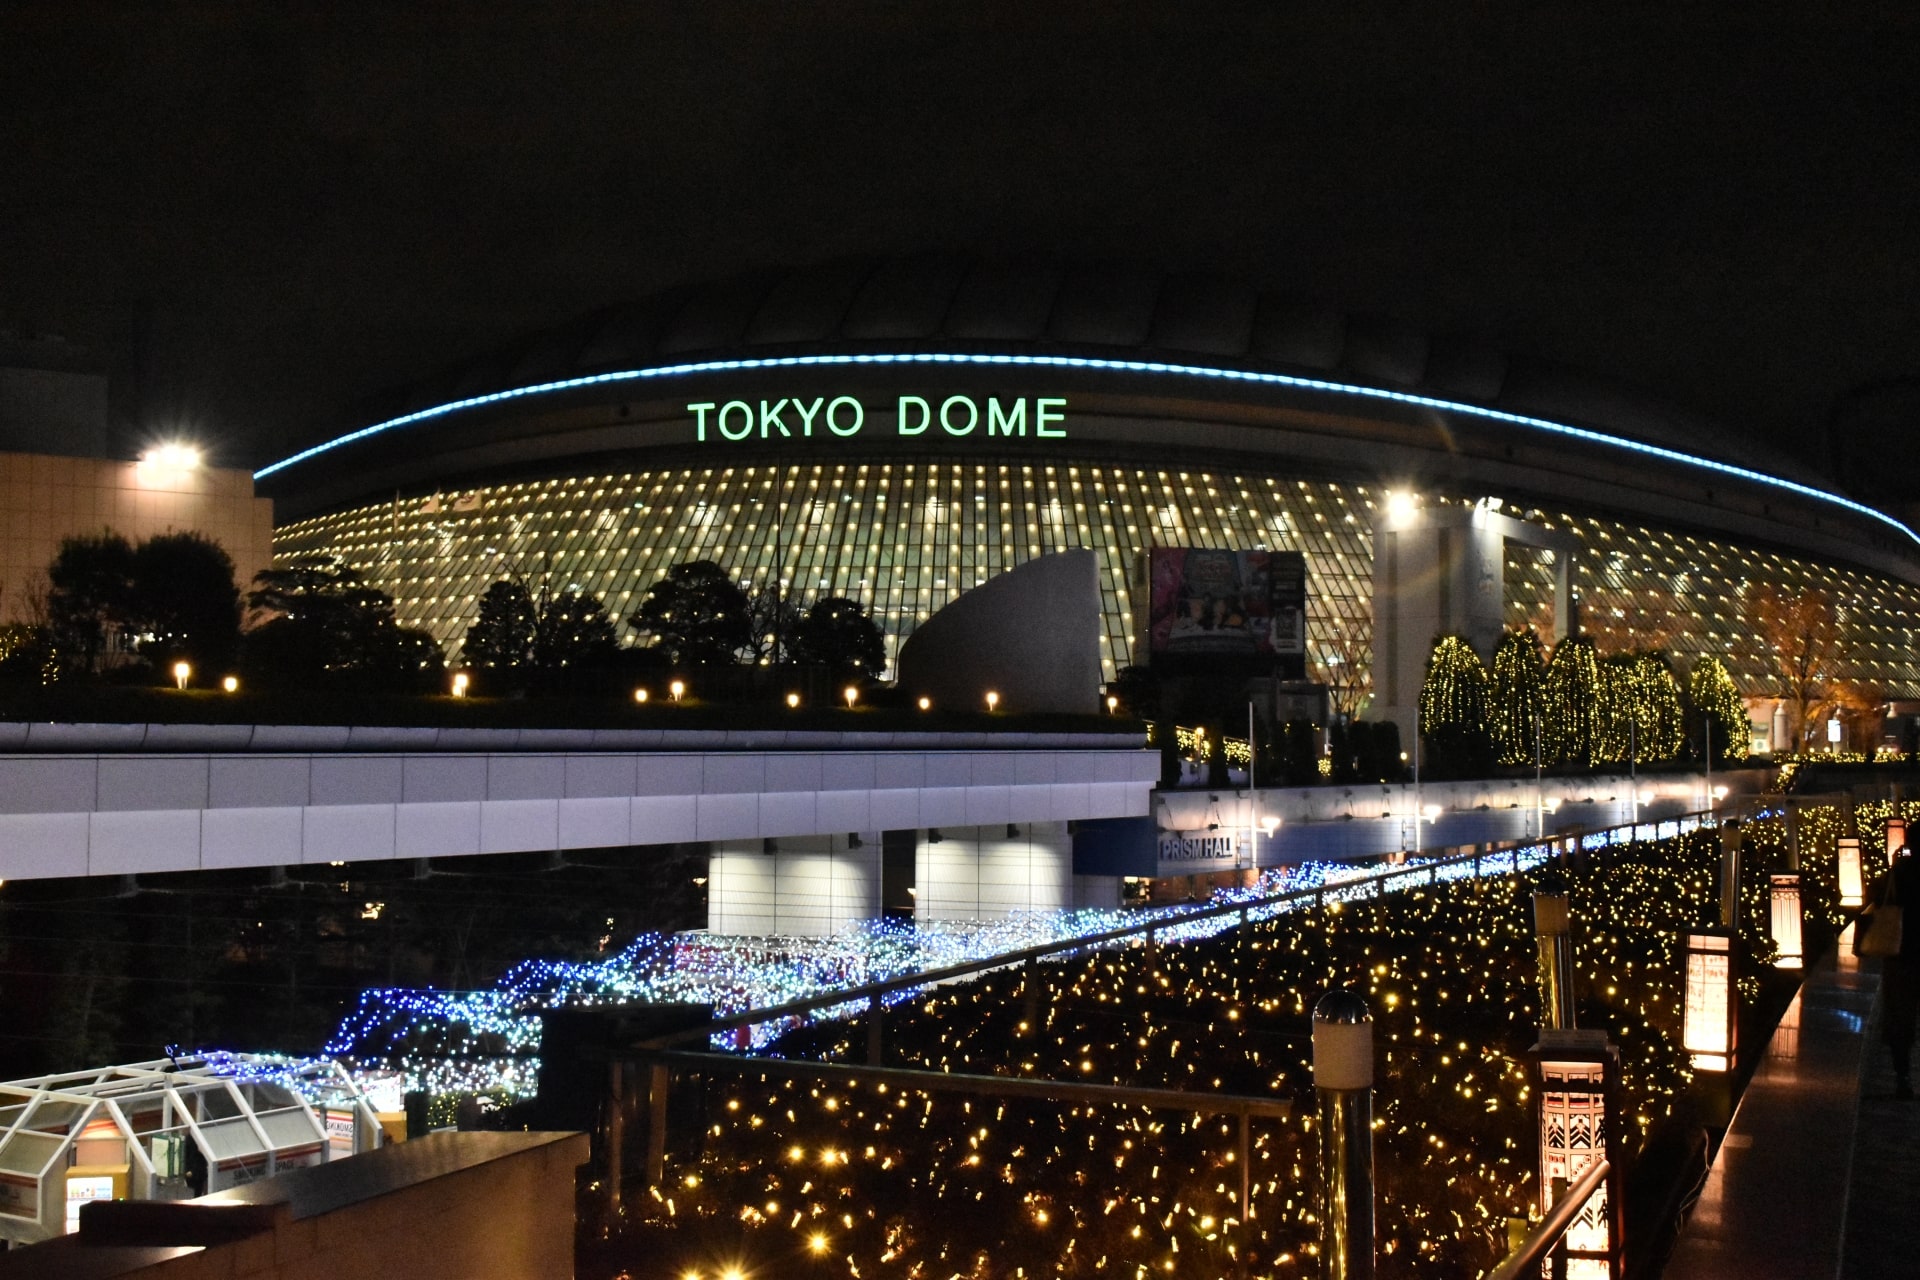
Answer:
top-left (688, 395), bottom-right (1067, 442)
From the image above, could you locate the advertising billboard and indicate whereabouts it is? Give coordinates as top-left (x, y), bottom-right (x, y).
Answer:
top-left (1146, 548), bottom-right (1306, 676)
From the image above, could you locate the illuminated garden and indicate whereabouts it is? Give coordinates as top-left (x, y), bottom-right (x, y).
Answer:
top-left (554, 802), bottom-right (1880, 1280)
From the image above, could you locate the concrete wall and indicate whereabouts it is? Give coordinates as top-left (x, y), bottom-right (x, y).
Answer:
top-left (896, 549), bottom-right (1103, 715)
top-left (0, 1132), bottom-right (587, 1280)
top-left (706, 822), bottom-right (1113, 933)
top-left (0, 452), bottom-right (273, 626)
top-left (0, 743), bottom-right (1158, 882)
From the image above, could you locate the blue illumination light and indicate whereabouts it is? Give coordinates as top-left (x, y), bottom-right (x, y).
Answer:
top-left (254, 351), bottom-right (1919, 549)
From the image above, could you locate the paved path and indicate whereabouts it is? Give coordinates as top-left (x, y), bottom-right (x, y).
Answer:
top-left (1665, 925), bottom-right (1880, 1279)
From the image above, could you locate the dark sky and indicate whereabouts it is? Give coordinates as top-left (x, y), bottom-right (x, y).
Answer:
top-left (3, 2), bottom-right (1917, 488)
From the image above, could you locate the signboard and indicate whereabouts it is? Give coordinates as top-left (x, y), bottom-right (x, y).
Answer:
top-left (690, 395), bottom-right (1067, 443)
top-left (1158, 832), bottom-right (1241, 864)
top-left (325, 1109), bottom-right (357, 1156)
top-left (1146, 548), bottom-right (1306, 677)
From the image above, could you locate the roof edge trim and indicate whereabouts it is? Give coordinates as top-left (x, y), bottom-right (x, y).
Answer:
top-left (256, 352), bottom-right (1919, 550)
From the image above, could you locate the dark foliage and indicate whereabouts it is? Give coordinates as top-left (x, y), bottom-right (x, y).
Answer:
top-left (628, 560), bottom-right (752, 666)
top-left (788, 596), bottom-right (885, 676)
top-left (461, 580), bottom-right (537, 686)
top-left (46, 532), bottom-right (135, 674)
top-left (128, 532), bottom-right (241, 676)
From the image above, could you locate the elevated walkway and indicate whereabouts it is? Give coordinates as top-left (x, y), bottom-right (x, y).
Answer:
top-left (1664, 923), bottom-right (1916, 1279)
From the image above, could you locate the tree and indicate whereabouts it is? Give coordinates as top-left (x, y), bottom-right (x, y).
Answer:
top-left (1744, 584), bottom-right (1848, 750)
top-left (1418, 635), bottom-right (1493, 778)
top-left (241, 557), bottom-right (430, 688)
top-left (789, 596), bottom-right (886, 676)
top-left (1544, 635), bottom-right (1600, 768)
top-left (1688, 654), bottom-right (1749, 764)
top-left (1312, 613), bottom-right (1372, 721)
top-left (1489, 630), bottom-right (1548, 767)
top-left (128, 532), bottom-right (241, 676)
top-left (628, 560), bottom-right (752, 666)
top-left (46, 533), bottom-right (135, 674)
top-left (462, 581), bottom-right (537, 682)
top-left (533, 588), bottom-right (619, 674)
top-left (742, 580), bottom-right (801, 666)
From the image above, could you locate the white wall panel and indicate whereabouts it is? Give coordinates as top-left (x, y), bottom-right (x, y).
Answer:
top-left (201, 807), bottom-right (304, 870)
top-left (394, 801), bottom-right (483, 859)
top-left (90, 809), bottom-right (200, 875)
top-left (0, 813), bottom-right (89, 878)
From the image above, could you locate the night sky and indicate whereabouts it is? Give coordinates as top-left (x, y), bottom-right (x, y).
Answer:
top-left (3, 3), bottom-right (1916, 492)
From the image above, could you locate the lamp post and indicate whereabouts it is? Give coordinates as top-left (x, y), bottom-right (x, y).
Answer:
top-left (1534, 892), bottom-right (1576, 1032)
top-left (1771, 874), bottom-right (1804, 970)
top-left (1887, 816), bottom-right (1908, 867)
top-left (1312, 989), bottom-right (1374, 1280)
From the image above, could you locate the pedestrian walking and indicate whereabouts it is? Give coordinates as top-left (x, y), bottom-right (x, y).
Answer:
top-left (1871, 845), bottom-right (1920, 1098)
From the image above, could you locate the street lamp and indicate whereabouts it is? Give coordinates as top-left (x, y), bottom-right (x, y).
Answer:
top-left (171, 661), bottom-right (191, 690)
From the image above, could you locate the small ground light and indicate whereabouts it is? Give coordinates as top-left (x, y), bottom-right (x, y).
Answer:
top-left (171, 661), bottom-right (191, 690)
top-left (787, 692), bottom-right (801, 708)
top-left (634, 688), bottom-right (648, 703)
top-left (221, 675), bottom-right (239, 694)
top-left (844, 686), bottom-right (859, 709)
top-left (917, 696), bottom-right (931, 711)
top-left (669, 680), bottom-right (685, 701)
top-left (986, 690), bottom-right (999, 712)
top-left (450, 672), bottom-right (469, 698)
top-left (809, 1233), bottom-right (829, 1254)
top-left (1106, 695), bottom-right (1119, 713)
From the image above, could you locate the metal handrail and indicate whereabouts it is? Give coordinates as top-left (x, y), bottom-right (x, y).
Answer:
top-left (635, 1047), bottom-right (1295, 1119)
top-left (1483, 1157), bottom-right (1612, 1280)
top-left (644, 809), bottom-right (1714, 1048)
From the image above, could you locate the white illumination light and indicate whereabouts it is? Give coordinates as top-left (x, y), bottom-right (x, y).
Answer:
top-left (252, 352), bottom-right (1920, 550)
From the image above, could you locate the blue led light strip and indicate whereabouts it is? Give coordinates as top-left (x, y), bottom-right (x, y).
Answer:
top-left (256, 351), bottom-right (1919, 548)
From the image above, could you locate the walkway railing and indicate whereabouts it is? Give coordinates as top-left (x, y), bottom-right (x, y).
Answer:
top-left (1484, 1158), bottom-right (1613, 1280)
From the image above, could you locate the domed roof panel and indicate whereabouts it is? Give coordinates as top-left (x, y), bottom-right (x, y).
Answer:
top-left (743, 258), bottom-right (874, 345)
top-left (1046, 263), bottom-right (1160, 346)
top-left (1341, 315), bottom-right (1428, 387)
top-left (942, 259), bottom-right (1064, 340)
top-left (656, 270), bottom-right (782, 355)
top-left (841, 254), bottom-right (969, 339)
top-left (1250, 299), bottom-right (1344, 370)
top-left (1423, 335), bottom-right (1508, 403)
top-left (573, 287), bottom-right (695, 370)
top-left (1148, 275), bottom-right (1257, 356)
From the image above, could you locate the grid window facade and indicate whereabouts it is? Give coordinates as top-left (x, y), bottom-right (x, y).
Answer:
top-left (273, 466), bottom-right (1920, 700)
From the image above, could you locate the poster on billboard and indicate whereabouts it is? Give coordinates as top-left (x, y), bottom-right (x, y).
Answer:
top-left (1147, 548), bottom-right (1306, 676)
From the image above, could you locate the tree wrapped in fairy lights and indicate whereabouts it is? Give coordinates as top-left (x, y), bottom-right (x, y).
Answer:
top-left (1544, 634), bottom-right (1600, 767)
top-left (1595, 651), bottom-right (1685, 764)
top-left (1489, 629), bottom-right (1550, 766)
top-left (1689, 654), bottom-right (1750, 763)
top-left (1420, 634), bottom-right (1493, 777)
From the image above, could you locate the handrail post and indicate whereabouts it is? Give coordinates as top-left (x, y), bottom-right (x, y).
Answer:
top-left (1534, 892), bottom-right (1576, 1031)
top-left (1313, 988), bottom-right (1374, 1280)
top-left (645, 1062), bottom-right (670, 1188)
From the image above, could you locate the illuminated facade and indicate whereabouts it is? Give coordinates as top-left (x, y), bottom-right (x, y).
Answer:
top-left (260, 258), bottom-right (1920, 715)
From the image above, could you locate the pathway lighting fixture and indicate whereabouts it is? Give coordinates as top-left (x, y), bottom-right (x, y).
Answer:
top-left (634, 688), bottom-right (649, 704)
top-left (221, 675), bottom-right (239, 694)
top-left (1681, 928), bottom-right (1737, 1072)
top-left (844, 686), bottom-right (859, 709)
top-left (1838, 837), bottom-right (1864, 908)
top-left (1771, 874), bottom-right (1804, 970)
top-left (985, 690), bottom-right (999, 712)
top-left (1531, 1029), bottom-right (1625, 1275)
top-left (1106, 695), bottom-right (1119, 714)
top-left (450, 672), bottom-right (469, 698)
top-left (787, 692), bottom-right (801, 709)
top-left (670, 680), bottom-right (686, 701)
top-left (172, 661), bottom-right (191, 690)
top-left (1887, 817), bottom-right (1907, 867)
top-left (917, 696), bottom-right (931, 711)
